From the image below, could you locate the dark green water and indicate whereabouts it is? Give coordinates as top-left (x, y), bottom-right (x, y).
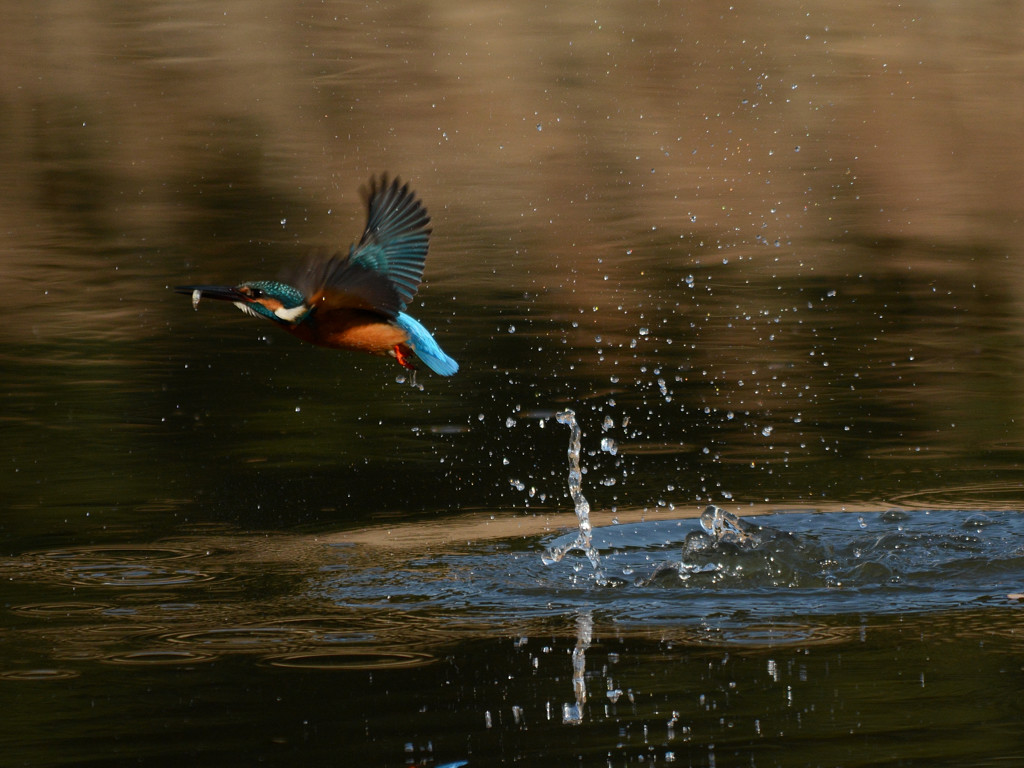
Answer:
top-left (3, 1), bottom-right (1024, 765)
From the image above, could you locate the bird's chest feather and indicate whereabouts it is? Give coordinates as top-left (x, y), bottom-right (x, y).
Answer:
top-left (286, 310), bottom-right (407, 354)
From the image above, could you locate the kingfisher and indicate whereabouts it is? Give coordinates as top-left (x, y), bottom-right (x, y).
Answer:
top-left (175, 174), bottom-right (457, 376)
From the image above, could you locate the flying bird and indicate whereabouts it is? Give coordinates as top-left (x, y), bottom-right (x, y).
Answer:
top-left (175, 175), bottom-right (457, 376)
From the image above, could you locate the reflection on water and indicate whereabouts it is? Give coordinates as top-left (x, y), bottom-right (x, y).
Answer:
top-left (562, 611), bottom-right (593, 725)
top-left (2, 0), bottom-right (1024, 530)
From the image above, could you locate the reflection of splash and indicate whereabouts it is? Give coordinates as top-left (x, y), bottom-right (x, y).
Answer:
top-left (562, 611), bottom-right (593, 725)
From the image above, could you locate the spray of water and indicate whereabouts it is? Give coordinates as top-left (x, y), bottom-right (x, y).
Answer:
top-left (542, 409), bottom-right (608, 584)
top-left (542, 410), bottom-right (778, 588)
top-left (699, 503), bottom-right (762, 545)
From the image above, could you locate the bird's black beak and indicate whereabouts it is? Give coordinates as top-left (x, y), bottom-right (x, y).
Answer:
top-left (175, 285), bottom-right (251, 311)
top-left (175, 285), bottom-right (248, 303)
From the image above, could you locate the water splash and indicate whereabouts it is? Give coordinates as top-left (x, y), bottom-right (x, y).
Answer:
top-left (542, 410), bottom-right (608, 584)
top-left (632, 504), bottom-right (806, 586)
top-left (697, 504), bottom-right (775, 547)
top-left (539, 416), bottom-right (773, 587)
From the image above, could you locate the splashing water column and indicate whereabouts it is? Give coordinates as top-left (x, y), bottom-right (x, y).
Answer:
top-left (542, 409), bottom-right (607, 584)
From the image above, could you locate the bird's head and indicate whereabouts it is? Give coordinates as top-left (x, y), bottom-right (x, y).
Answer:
top-left (176, 281), bottom-right (311, 325)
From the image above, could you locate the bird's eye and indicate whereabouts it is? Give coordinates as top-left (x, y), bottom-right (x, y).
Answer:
top-left (249, 288), bottom-right (264, 298)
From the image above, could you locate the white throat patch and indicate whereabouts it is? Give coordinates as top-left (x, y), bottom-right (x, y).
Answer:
top-left (273, 303), bottom-right (309, 322)
top-left (233, 301), bottom-right (309, 322)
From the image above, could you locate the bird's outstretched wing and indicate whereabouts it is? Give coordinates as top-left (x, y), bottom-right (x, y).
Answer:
top-left (290, 175), bottom-right (431, 319)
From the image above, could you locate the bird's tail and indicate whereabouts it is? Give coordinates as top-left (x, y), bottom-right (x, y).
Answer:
top-left (394, 312), bottom-right (459, 376)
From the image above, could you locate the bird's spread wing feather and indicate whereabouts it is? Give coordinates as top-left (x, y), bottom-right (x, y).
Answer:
top-left (288, 175), bottom-right (430, 319)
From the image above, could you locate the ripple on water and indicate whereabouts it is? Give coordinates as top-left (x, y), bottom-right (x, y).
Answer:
top-left (103, 650), bottom-right (217, 666)
top-left (163, 617), bottom-right (393, 654)
top-left (160, 620), bottom-right (419, 665)
top-left (272, 616), bottom-right (380, 644)
top-left (701, 622), bottom-right (855, 648)
top-left (166, 626), bottom-right (312, 652)
top-left (66, 563), bottom-right (216, 588)
top-left (10, 602), bottom-right (112, 617)
top-left (47, 624), bottom-right (169, 663)
top-left (887, 480), bottom-right (1024, 510)
top-left (23, 545), bottom-right (221, 588)
top-left (0, 668), bottom-right (80, 681)
top-left (264, 650), bottom-right (435, 670)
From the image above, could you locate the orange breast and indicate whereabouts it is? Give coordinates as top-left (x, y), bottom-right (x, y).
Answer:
top-left (286, 310), bottom-right (408, 356)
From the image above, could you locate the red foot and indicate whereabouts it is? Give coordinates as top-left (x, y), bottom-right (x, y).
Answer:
top-left (393, 344), bottom-right (417, 370)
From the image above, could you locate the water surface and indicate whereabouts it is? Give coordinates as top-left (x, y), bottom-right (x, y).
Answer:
top-left (2, 1), bottom-right (1024, 765)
